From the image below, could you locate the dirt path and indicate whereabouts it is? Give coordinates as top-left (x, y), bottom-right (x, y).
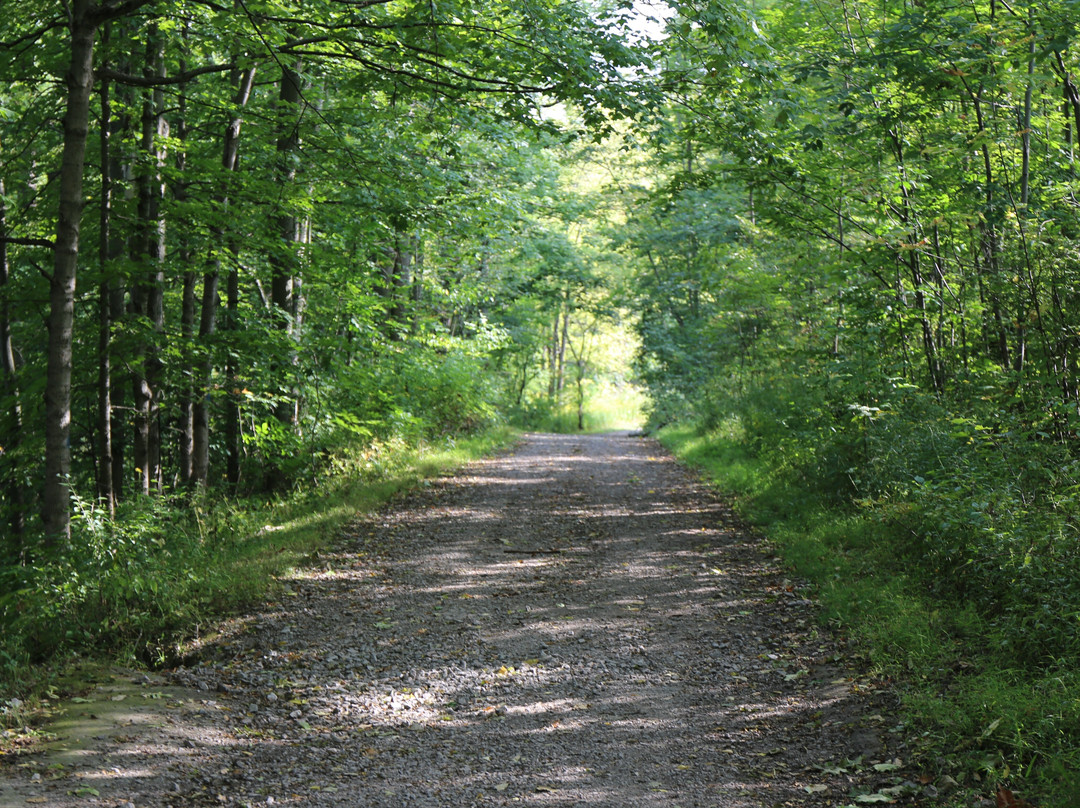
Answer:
top-left (1, 432), bottom-right (927, 807)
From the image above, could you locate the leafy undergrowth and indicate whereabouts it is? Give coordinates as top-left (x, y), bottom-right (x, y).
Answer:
top-left (0, 427), bottom-right (517, 730)
top-left (658, 421), bottom-right (1080, 808)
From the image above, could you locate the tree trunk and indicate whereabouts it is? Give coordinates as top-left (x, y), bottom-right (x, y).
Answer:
top-left (131, 26), bottom-right (168, 495)
top-left (409, 234), bottom-right (424, 335)
top-left (109, 257), bottom-right (127, 501)
top-left (0, 179), bottom-right (25, 548)
top-left (179, 249), bottom-right (196, 488)
top-left (97, 61), bottom-right (116, 515)
top-left (271, 61), bottom-right (303, 428)
top-left (43, 1), bottom-right (99, 546)
top-left (1012, 17), bottom-right (1037, 376)
top-left (225, 264), bottom-right (241, 488)
top-left (390, 227), bottom-right (413, 333)
top-left (192, 66), bottom-right (255, 487)
top-left (1020, 16), bottom-right (1035, 210)
top-left (177, 44), bottom-right (194, 488)
top-left (547, 309), bottom-right (559, 399)
top-left (888, 125), bottom-right (943, 394)
top-left (967, 60), bottom-right (1011, 368)
top-left (556, 290), bottom-right (570, 395)
top-left (576, 365), bottom-right (585, 431)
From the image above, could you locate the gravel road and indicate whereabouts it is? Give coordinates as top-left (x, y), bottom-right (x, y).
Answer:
top-left (1, 431), bottom-right (929, 808)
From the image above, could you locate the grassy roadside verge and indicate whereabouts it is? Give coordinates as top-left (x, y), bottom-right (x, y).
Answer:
top-left (657, 420), bottom-right (1080, 808)
top-left (0, 427), bottom-right (517, 737)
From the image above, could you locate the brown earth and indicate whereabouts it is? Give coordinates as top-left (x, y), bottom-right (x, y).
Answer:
top-left (0, 431), bottom-right (935, 807)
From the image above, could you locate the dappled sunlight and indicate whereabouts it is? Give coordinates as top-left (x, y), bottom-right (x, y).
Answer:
top-left (19, 433), bottom-right (892, 808)
top-left (76, 766), bottom-right (157, 780)
top-left (435, 476), bottom-right (559, 487)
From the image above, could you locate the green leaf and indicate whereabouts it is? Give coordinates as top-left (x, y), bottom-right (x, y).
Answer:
top-left (872, 762), bottom-right (902, 772)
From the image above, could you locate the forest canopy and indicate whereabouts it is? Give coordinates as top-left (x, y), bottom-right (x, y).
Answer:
top-left (0, 0), bottom-right (651, 546)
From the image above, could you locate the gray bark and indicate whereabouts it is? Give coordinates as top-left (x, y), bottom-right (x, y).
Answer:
top-left (43, 1), bottom-right (99, 545)
top-left (97, 62), bottom-right (116, 515)
top-left (271, 61), bottom-right (304, 429)
top-left (131, 26), bottom-right (168, 495)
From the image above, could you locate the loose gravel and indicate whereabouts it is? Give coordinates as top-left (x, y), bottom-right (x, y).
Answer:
top-left (1, 431), bottom-right (931, 807)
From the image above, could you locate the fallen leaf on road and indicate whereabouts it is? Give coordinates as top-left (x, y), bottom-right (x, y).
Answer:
top-left (997, 787), bottom-right (1035, 808)
top-left (872, 762), bottom-right (902, 772)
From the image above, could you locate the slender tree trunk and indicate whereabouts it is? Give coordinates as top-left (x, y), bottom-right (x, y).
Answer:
top-left (960, 15), bottom-right (1013, 371)
top-left (516, 360), bottom-right (529, 408)
top-left (192, 66), bottom-right (255, 487)
top-left (192, 263), bottom-right (218, 488)
top-left (389, 227), bottom-right (413, 333)
top-left (179, 250), bottom-right (196, 488)
top-left (557, 293), bottom-right (570, 395)
top-left (225, 265), bottom-right (241, 488)
top-left (0, 179), bottom-right (25, 547)
top-left (131, 26), bottom-right (168, 495)
top-left (1049, 77), bottom-right (1080, 410)
top-left (1020, 15), bottom-right (1035, 210)
top-left (271, 61), bottom-right (303, 429)
top-left (547, 311), bottom-right (558, 399)
top-left (43, 2), bottom-right (99, 545)
top-left (1009, 15), bottom-right (1038, 376)
top-left (410, 234), bottom-right (424, 335)
top-left (576, 366), bottom-right (585, 431)
top-left (888, 126), bottom-right (943, 393)
top-left (968, 90), bottom-right (1011, 368)
top-left (97, 60), bottom-right (116, 515)
top-left (177, 44), bottom-right (195, 487)
top-left (109, 258), bottom-right (127, 500)
top-left (931, 222), bottom-right (948, 360)
top-left (109, 38), bottom-right (137, 503)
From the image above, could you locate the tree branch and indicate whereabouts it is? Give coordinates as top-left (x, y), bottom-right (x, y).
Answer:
top-left (328, 0), bottom-right (397, 7)
top-left (186, 0), bottom-right (231, 10)
top-left (1, 237), bottom-right (56, 249)
top-left (280, 45), bottom-right (554, 95)
top-left (98, 61), bottom-right (237, 87)
top-left (0, 18), bottom-right (65, 50)
top-left (91, 0), bottom-right (154, 25)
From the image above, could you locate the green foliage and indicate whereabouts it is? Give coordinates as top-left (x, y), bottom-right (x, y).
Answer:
top-left (678, 348), bottom-right (1080, 668)
top-left (2, 493), bottom-right (230, 670)
top-left (0, 0), bottom-right (654, 534)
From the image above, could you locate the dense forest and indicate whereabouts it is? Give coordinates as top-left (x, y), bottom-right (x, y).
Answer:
top-left (4, 0), bottom-right (1080, 803)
